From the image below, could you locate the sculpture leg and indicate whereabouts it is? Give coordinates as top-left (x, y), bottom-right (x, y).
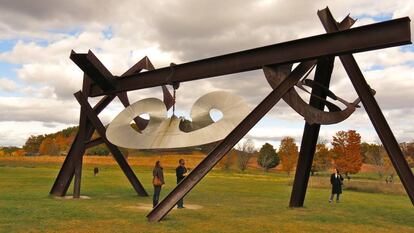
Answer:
top-left (146, 61), bottom-right (315, 222)
top-left (50, 95), bottom-right (115, 196)
top-left (289, 57), bottom-right (334, 207)
top-left (74, 91), bottom-right (148, 197)
top-left (318, 8), bottom-right (414, 205)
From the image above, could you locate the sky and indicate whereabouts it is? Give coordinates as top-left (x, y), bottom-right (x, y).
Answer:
top-left (0, 0), bottom-right (413, 149)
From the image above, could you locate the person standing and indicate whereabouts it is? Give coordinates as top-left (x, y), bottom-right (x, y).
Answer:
top-left (330, 168), bottom-right (344, 203)
top-left (152, 160), bottom-right (165, 208)
top-left (176, 159), bottom-right (188, 208)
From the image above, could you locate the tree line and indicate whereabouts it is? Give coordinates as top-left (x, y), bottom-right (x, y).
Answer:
top-left (221, 130), bottom-right (414, 179)
top-left (1, 127), bottom-right (413, 178)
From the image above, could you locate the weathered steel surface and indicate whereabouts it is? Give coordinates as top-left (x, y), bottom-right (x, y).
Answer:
top-left (318, 7), bottom-right (414, 205)
top-left (74, 91), bottom-right (148, 196)
top-left (87, 18), bottom-right (411, 96)
top-left (289, 56), bottom-right (335, 207)
top-left (147, 61), bottom-right (315, 222)
top-left (70, 50), bottom-right (115, 90)
top-left (50, 76), bottom-right (96, 196)
top-left (263, 16), bottom-right (357, 125)
top-left (85, 137), bottom-right (105, 149)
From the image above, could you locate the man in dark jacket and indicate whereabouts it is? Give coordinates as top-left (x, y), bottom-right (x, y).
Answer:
top-left (330, 168), bottom-right (344, 203)
top-left (176, 159), bottom-right (188, 208)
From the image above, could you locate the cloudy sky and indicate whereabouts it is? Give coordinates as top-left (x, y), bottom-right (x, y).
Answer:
top-left (0, 0), bottom-right (413, 149)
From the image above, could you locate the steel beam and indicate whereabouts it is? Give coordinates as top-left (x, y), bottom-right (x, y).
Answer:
top-left (70, 50), bottom-right (115, 91)
top-left (318, 7), bottom-right (414, 205)
top-left (73, 76), bottom-right (92, 198)
top-left (86, 18), bottom-right (411, 96)
top-left (74, 91), bottom-right (148, 197)
top-left (289, 57), bottom-right (335, 207)
top-left (50, 94), bottom-right (115, 196)
top-left (85, 137), bottom-right (105, 149)
top-left (147, 61), bottom-right (315, 222)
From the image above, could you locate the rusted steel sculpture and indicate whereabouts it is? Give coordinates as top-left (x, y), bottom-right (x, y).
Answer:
top-left (50, 7), bottom-right (414, 222)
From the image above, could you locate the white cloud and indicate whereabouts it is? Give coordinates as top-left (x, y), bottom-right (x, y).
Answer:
top-left (0, 77), bottom-right (17, 92)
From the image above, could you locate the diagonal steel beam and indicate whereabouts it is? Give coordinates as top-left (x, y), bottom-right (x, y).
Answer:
top-left (289, 57), bottom-right (335, 207)
top-left (147, 61), bottom-right (316, 222)
top-left (87, 18), bottom-right (411, 96)
top-left (318, 7), bottom-right (414, 205)
top-left (289, 14), bottom-right (355, 207)
top-left (50, 93), bottom-right (116, 196)
top-left (74, 91), bottom-right (148, 197)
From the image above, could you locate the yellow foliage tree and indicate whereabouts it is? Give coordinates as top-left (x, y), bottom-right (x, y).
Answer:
top-left (278, 137), bottom-right (298, 176)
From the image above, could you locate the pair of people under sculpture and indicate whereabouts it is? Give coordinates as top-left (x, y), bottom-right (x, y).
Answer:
top-left (152, 159), bottom-right (188, 208)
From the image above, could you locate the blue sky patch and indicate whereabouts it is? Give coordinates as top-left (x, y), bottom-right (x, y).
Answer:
top-left (354, 13), bottom-right (393, 22)
top-left (0, 39), bottom-right (17, 53)
top-left (0, 61), bottom-right (21, 80)
top-left (102, 26), bottom-right (113, 39)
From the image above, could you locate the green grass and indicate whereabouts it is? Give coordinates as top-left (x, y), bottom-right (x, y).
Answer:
top-left (0, 162), bottom-right (413, 233)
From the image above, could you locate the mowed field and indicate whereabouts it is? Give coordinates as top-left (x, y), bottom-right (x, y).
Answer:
top-left (0, 156), bottom-right (413, 233)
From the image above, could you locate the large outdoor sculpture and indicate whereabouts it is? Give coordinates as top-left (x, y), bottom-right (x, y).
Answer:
top-left (106, 91), bottom-right (250, 149)
top-left (50, 7), bottom-right (414, 222)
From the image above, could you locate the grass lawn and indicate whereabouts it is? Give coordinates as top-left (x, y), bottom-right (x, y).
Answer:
top-left (0, 160), bottom-right (413, 233)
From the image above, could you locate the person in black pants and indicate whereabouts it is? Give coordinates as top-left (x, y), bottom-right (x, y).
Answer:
top-left (152, 160), bottom-right (165, 208)
top-left (329, 168), bottom-right (344, 203)
top-left (176, 159), bottom-right (188, 208)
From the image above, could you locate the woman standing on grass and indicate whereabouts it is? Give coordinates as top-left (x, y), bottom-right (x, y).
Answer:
top-left (152, 160), bottom-right (165, 208)
top-left (330, 168), bottom-right (344, 203)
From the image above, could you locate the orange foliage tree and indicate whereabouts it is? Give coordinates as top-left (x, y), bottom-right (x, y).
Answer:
top-left (11, 149), bottom-right (25, 157)
top-left (331, 130), bottom-right (362, 177)
top-left (278, 136), bottom-right (298, 176)
top-left (311, 143), bottom-right (332, 175)
top-left (39, 137), bottom-right (60, 156)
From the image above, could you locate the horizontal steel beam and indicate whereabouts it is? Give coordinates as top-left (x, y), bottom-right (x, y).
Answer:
top-left (70, 50), bottom-right (115, 91)
top-left (84, 17), bottom-right (411, 96)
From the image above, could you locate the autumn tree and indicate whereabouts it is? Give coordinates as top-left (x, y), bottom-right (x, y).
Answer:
top-left (278, 137), bottom-right (299, 176)
top-left (23, 135), bottom-right (45, 156)
top-left (39, 137), bottom-right (60, 156)
top-left (257, 143), bottom-right (279, 172)
top-left (11, 149), bottom-right (25, 157)
top-left (311, 143), bottom-right (332, 175)
top-left (236, 139), bottom-right (256, 171)
top-left (0, 146), bottom-right (20, 156)
top-left (331, 130), bottom-right (362, 178)
top-left (365, 143), bottom-right (393, 178)
top-left (219, 149), bottom-right (237, 170)
top-left (401, 142), bottom-right (414, 167)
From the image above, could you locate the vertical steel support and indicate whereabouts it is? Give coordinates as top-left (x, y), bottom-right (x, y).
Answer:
top-left (73, 76), bottom-right (91, 198)
top-left (74, 91), bottom-right (148, 197)
top-left (146, 61), bottom-right (315, 222)
top-left (289, 57), bottom-right (334, 207)
top-left (318, 8), bottom-right (414, 205)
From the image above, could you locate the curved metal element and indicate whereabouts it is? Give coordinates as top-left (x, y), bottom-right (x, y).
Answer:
top-left (263, 65), bottom-right (359, 125)
top-left (106, 91), bottom-right (250, 149)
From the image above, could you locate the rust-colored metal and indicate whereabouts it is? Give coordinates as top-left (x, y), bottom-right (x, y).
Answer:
top-left (318, 7), bottom-right (414, 205)
top-left (74, 91), bottom-right (148, 196)
top-left (147, 61), bottom-right (319, 222)
top-left (51, 7), bottom-right (414, 223)
top-left (289, 56), bottom-right (335, 207)
top-left (87, 17), bottom-right (411, 96)
top-left (85, 137), bottom-right (105, 149)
